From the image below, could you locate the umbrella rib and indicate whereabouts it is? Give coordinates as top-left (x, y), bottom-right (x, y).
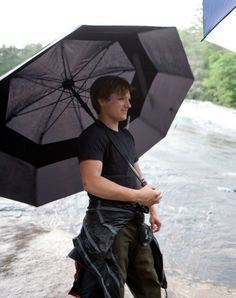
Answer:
top-left (13, 43), bottom-right (117, 121)
top-left (6, 85), bottom-right (65, 123)
top-left (34, 51), bottom-right (65, 80)
top-left (38, 89), bottom-right (66, 143)
top-left (73, 46), bottom-right (113, 96)
top-left (14, 93), bottom-right (73, 116)
top-left (60, 42), bottom-right (72, 80)
top-left (39, 96), bottom-right (75, 139)
top-left (72, 42), bottom-right (113, 81)
top-left (15, 74), bottom-right (62, 91)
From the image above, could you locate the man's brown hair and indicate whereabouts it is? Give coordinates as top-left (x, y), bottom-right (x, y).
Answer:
top-left (90, 76), bottom-right (133, 114)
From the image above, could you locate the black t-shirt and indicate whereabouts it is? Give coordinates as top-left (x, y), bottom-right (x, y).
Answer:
top-left (78, 120), bottom-right (139, 206)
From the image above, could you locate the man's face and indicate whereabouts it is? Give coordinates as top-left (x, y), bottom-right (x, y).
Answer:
top-left (99, 90), bottom-right (131, 122)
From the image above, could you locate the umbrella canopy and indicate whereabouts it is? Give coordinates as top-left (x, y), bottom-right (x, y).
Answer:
top-left (203, 0), bottom-right (236, 52)
top-left (0, 25), bottom-right (194, 206)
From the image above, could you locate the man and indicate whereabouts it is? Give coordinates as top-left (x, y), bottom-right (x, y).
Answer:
top-left (69, 76), bottom-right (167, 298)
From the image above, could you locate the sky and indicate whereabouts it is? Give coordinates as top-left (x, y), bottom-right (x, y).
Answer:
top-left (0, 0), bottom-right (202, 48)
top-left (0, 0), bottom-right (235, 52)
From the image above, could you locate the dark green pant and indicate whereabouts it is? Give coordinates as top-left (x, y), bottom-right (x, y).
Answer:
top-left (112, 220), bottom-right (161, 298)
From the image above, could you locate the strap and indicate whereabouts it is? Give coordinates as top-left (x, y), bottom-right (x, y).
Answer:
top-left (107, 130), bottom-right (147, 187)
top-left (96, 120), bottom-right (146, 185)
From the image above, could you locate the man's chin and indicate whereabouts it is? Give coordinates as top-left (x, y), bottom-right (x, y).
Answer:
top-left (120, 115), bottom-right (128, 122)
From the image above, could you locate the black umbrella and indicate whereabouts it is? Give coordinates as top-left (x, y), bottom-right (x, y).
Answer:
top-left (0, 25), bottom-right (194, 206)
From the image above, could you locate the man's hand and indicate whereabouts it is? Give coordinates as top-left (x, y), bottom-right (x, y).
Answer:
top-left (149, 205), bottom-right (162, 232)
top-left (136, 185), bottom-right (162, 207)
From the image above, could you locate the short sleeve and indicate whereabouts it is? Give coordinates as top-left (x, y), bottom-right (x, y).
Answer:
top-left (78, 125), bottom-right (108, 162)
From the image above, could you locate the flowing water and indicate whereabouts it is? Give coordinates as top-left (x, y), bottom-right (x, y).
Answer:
top-left (0, 100), bottom-right (236, 298)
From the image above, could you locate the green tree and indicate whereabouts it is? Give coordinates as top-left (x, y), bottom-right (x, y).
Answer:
top-left (0, 45), bottom-right (22, 75)
top-left (179, 24), bottom-right (236, 108)
top-left (21, 44), bottom-right (42, 61)
top-left (202, 51), bottom-right (236, 107)
top-left (0, 44), bottom-right (42, 77)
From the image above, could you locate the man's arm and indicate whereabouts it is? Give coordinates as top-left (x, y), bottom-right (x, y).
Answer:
top-left (79, 160), bottom-right (161, 207)
top-left (134, 162), bottom-right (162, 232)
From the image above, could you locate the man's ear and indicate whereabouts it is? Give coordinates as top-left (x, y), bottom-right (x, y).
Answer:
top-left (97, 97), bottom-right (105, 107)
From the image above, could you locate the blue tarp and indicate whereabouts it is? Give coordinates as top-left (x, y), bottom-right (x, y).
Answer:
top-left (203, 0), bottom-right (236, 38)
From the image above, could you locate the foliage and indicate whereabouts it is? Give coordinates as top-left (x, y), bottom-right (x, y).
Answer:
top-left (202, 51), bottom-right (236, 107)
top-left (0, 44), bottom-right (42, 77)
top-left (179, 26), bottom-right (236, 108)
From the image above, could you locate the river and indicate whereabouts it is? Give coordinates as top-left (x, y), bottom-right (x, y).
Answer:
top-left (0, 100), bottom-right (236, 298)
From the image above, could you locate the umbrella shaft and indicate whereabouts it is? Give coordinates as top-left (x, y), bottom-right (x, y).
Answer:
top-left (70, 87), bottom-right (96, 121)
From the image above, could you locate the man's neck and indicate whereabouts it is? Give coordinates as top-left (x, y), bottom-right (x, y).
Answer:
top-left (97, 115), bottom-right (119, 132)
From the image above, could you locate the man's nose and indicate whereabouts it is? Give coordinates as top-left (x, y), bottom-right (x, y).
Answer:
top-left (126, 99), bottom-right (131, 108)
